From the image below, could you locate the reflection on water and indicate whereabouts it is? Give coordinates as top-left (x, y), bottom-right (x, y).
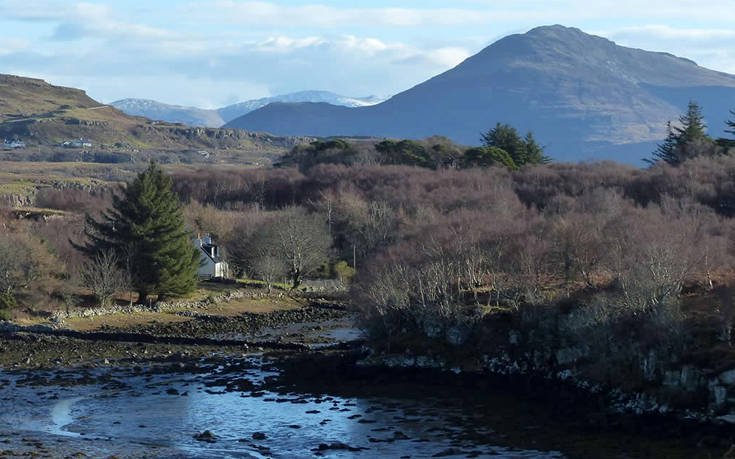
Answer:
top-left (50, 397), bottom-right (84, 437)
top-left (0, 357), bottom-right (563, 458)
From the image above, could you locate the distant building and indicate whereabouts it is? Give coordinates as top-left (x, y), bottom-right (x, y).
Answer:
top-left (61, 138), bottom-right (93, 148)
top-left (2, 138), bottom-right (26, 149)
top-left (194, 234), bottom-right (230, 279)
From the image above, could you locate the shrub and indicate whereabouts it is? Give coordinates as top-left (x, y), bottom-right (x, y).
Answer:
top-left (332, 260), bottom-right (355, 284)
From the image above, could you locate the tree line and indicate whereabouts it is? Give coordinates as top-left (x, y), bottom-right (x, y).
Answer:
top-left (278, 123), bottom-right (550, 172)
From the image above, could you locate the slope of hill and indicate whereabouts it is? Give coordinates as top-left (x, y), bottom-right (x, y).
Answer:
top-left (111, 91), bottom-right (385, 127)
top-left (225, 25), bottom-right (735, 163)
top-left (0, 74), bottom-right (303, 162)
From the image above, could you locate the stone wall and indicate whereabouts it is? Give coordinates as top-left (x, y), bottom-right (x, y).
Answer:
top-left (49, 289), bottom-right (247, 325)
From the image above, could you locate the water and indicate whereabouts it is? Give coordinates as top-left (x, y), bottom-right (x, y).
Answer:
top-left (49, 396), bottom-right (84, 437)
top-left (0, 356), bottom-right (564, 458)
top-left (0, 355), bottom-right (720, 458)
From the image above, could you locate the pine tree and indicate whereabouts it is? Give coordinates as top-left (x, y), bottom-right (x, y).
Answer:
top-left (676, 101), bottom-right (708, 143)
top-left (719, 110), bottom-right (735, 149)
top-left (522, 131), bottom-right (551, 165)
top-left (647, 121), bottom-right (679, 165)
top-left (482, 123), bottom-right (524, 165)
top-left (649, 101), bottom-right (713, 165)
top-left (461, 146), bottom-right (517, 169)
top-left (481, 123), bottom-right (549, 167)
top-left (79, 162), bottom-right (199, 302)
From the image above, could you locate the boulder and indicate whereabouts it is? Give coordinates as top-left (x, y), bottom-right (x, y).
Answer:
top-left (555, 346), bottom-right (586, 365)
top-left (719, 369), bottom-right (735, 386)
top-left (193, 430), bottom-right (217, 443)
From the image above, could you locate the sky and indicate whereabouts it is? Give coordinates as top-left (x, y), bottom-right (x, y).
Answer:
top-left (1, 0), bottom-right (734, 108)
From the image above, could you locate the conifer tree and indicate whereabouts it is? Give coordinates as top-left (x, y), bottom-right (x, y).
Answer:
top-left (677, 100), bottom-right (709, 143)
top-left (522, 131), bottom-right (550, 165)
top-left (79, 162), bottom-right (199, 302)
top-left (719, 110), bottom-right (735, 148)
top-left (461, 146), bottom-right (517, 169)
top-left (649, 101), bottom-right (713, 165)
top-left (647, 121), bottom-right (679, 165)
top-left (481, 123), bottom-right (549, 167)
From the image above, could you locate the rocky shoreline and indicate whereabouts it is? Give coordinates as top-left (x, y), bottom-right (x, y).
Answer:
top-left (0, 299), bottom-right (355, 370)
top-left (352, 349), bottom-right (735, 453)
top-left (2, 348), bottom-right (731, 459)
top-left (2, 295), bottom-right (734, 458)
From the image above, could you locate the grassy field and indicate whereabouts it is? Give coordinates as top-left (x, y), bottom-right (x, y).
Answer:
top-left (61, 296), bottom-right (302, 332)
top-left (52, 283), bottom-right (304, 333)
top-left (0, 160), bottom-right (279, 211)
top-left (0, 179), bottom-right (36, 196)
top-left (0, 161), bottom-right (131, 185)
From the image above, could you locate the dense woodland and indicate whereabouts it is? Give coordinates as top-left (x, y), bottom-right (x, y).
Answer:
top-left (1, 107), bottom-right (735, 388)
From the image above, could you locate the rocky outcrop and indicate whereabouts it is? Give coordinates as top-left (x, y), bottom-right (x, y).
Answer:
top-left (0, 191), bottom-right (35, 208)
top-left (361, 331), bottom-right (735, 425)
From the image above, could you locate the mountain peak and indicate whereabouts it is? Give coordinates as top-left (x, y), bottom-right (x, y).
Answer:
top-left (450, 23), bottom-right (732, 90)
top-left (508, 24), bottom-right (615, 52)
top-left (526, 24), bottom-right (585, 36)
top-left (227, 25), bottom-right (735, 164)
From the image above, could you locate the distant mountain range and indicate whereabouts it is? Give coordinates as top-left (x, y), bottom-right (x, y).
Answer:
top-left (225, 25), bottom-right (735, 163)
top-left (109, 99), bottom-right (225, 128)
top-left (111, 91), bottom-right (385, 128)
top-left (0, 74), bottom-right (302, 160)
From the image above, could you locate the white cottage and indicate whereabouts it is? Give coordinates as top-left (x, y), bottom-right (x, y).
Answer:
top-left (194, 234), bottom-right (230, 279)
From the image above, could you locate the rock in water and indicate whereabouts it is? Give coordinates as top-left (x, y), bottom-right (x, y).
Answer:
top-left (193, 430), bottom-right (217, 443)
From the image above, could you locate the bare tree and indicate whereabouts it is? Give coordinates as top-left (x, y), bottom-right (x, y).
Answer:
top-left (235, 208), bottom-right (331, 289)
top-left (252, 254), bottom-right (288, 293)
top-left (0, 235), bottom-right (32, 308)
top-left (603, 206), bottom-right (704, 315)
top-left (0, 232), bottom-right (52, 309)
top-left (79, 250), bottom-right (129, 307)
top-left (271, 208), bottom-right (332, 289)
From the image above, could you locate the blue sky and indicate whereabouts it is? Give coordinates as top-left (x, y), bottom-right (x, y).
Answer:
top-left (1, 0), bottom-right (733, 108)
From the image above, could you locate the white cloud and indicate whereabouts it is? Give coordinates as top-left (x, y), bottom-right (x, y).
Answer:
top-left (1, 0), bottom-right (734, 107)
top-left (339, 36), bottom-right (392, 55)
top-left (0, 31), bottom-right (467, 105)
top-left (599, 24), bottom-right (735, 74)
top-left (0, 38), bottom-right (30, 55)
top-left (255, 36), bottom-right (327, 53)
top-left (5, 0), bottom-right (735, 30)
top-left (0, 1), bottom-right (176, 42)
top-left (185, 1), bottom-right (500, 28)
top-left (458, 0), bottom-right (735, 23)
top-left (427, 47), bottom-right (472, 67)
top-left (605, 25), bottom-right (735, 42)
top-left (50, 4), bottom-right (177, 42)
top-left (234, 34), bottom-right (463, 71)
top-left (0, 0), bottom-right (71, 20)
top-left (184, 1), bottom-right (735, 29)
